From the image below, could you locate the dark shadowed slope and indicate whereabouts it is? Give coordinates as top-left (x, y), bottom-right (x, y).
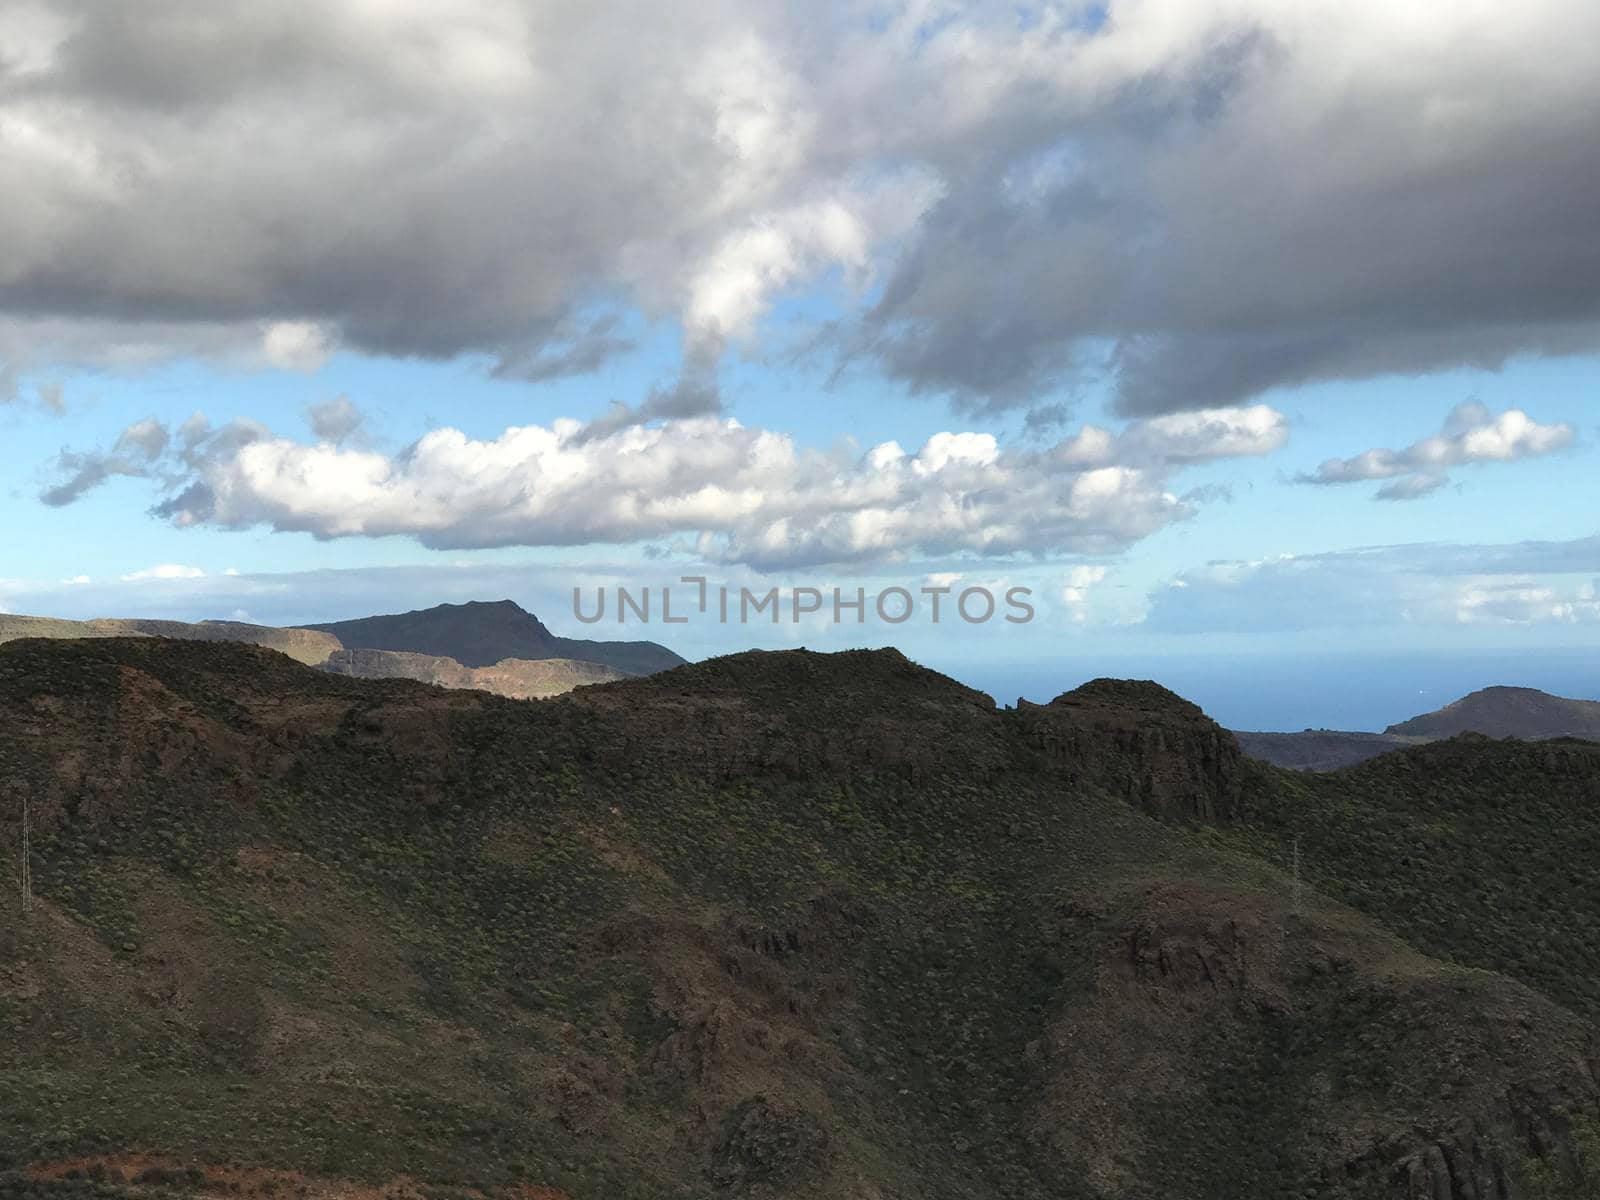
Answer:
top-left (1232, 729), bottom-right (1414, 771)
top-left (1385, 685), bottom-right (1600, 740)
top-left (303, 598), bottom-right (685, 675)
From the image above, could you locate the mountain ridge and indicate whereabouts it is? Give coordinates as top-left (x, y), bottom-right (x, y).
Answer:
top-left (0, 613), bottom-right (341, 665)
top-left (0, 602), bottom-right (686, 701)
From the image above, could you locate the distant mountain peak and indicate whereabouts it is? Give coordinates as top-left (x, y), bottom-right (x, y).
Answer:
top-left (1241, 683), bottom-right (1600, 771)
top-left (450, 598), bottom-right (536, 614)
top-left (303, 598), bottom-right (683, 674)
top-left (1385, 685), bottom-right (1600, 741)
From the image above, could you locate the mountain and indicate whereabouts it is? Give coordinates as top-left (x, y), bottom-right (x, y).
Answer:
top-left (304, 599), bottom-right (685, 676)
top-left (3, 640), bottom-right (1600, 1199)
top-left (1236, 685), bottom-right (1600, 771)
top-left (0, 613), bottom-right (340, 665)
top-left (0, 602), bottom-right (679, 702)
top-left (1385, 685), bottom-right (1600, 741)
top-left (319, 647), bottom-right (626, 699)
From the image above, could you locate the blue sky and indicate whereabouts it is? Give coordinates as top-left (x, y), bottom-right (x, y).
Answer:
top-left (2, 1), bottom-right (1597, 729)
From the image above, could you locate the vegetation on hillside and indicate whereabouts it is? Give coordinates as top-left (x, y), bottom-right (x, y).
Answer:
top-left (2, 638), bottom-right (1598, 1199)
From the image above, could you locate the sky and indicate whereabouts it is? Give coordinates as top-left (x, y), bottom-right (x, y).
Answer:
top-left (1, 0), bottom-right (1597, 730)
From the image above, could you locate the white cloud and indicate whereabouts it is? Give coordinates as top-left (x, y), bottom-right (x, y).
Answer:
top-left (49, 404), bottom-right (1288, 569)
top-left (1061, 565), bottom-right (1109, 622)
top-left (1123, 406), bottom-right (1291, 463)
top-left (1453, 580), bottom-right (1600, 625)
top-left (1301, 402), bottom-right (1576, 498)
top-left (1145, 539), bottom-right (1600, 634)
top-left (119, 564), bottom-right (205, 582)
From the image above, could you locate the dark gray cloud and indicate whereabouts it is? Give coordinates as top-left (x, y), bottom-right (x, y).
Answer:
top-left (491, 314), bottom-right (638, 384)
top-left (573, 370), bottom-right (723, 443)
top-left (39, 417), bottom-right (169, 506)
top-left (305, 395), bottom-right (364, 443)
top-left (2, 2), bottom-right (1598, 413)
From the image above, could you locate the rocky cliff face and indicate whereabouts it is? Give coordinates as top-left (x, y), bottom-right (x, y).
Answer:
top-left (1010, 678), bottom-right (1246, 820)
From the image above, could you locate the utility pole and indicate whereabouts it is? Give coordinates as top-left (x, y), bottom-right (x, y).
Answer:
top-left (1291, 834), bottom-right (1301, 917)
top-left (20, 793), bottom-right (31, 915)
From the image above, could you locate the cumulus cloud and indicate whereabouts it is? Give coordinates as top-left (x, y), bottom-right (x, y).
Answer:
top-left (1, 2), bottom-right (1596, 413)
top-left (1299, 402), bottom-right (1576, 498)
top-left (43, 404), bottom-right (1287, 569)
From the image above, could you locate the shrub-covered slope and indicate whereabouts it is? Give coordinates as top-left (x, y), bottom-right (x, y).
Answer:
top-left (1, 639), bottom-right (1598, 1200)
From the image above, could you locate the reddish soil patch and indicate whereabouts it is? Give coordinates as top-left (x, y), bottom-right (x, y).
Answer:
top-left (28, 1154), bottom-right (572, 1200)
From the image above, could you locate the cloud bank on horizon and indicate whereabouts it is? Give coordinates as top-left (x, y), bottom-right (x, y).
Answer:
top-left (3, 0), bottom-right (1599, 416)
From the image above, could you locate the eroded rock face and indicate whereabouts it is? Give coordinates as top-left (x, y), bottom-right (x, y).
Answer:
top-left (1010, 678), bottom-right (1246, 820)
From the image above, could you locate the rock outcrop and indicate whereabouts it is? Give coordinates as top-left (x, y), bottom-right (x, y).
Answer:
top-left (1011, 678), bottom-right (1245, 820)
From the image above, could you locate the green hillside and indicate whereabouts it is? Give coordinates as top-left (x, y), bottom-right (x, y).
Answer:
top-left (1, 639), bottom-right (1598, 1200)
